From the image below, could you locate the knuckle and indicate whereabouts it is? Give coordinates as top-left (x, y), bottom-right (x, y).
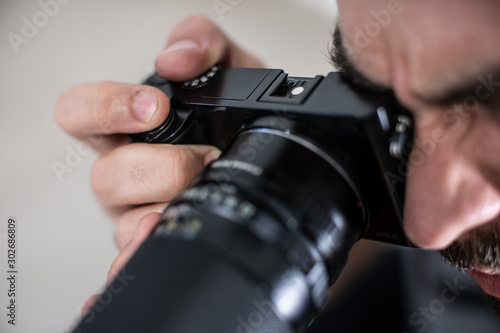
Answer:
top-left (128, 160), bottom-right (146, 186)
top-left (93, 81), bottom-right (127, 135)
top-left (91, 154), bottom-right (113, 201)
top-left (161, 146), bottom-right (198, 193)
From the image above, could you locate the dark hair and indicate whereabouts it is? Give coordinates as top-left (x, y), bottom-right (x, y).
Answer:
top-left (329, 20), bottom-right (389, 93)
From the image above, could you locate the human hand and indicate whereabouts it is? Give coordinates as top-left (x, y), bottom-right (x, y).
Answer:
top-left (54, 15), bottom-right (264, 314)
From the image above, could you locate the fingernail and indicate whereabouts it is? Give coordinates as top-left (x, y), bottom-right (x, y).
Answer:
top-left (123, 224), bottom-right (139, 251)
top-left (81, 295), bottom-right (99, 316)
top-left (133, 89), bottom-right (158, 122)
top-left (204, 150), bottom-right (221, 166)
top-left (162, 40), bottom-right (201, 54)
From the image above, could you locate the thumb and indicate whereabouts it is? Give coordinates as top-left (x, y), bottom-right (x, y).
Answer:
top-left (155, 15), bottom-right (263, 82)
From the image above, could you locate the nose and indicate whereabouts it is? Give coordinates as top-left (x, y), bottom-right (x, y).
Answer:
top-left (402, 113), bottom-right (500, 249)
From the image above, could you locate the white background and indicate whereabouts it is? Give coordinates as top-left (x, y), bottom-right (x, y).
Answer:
top-left (0, 1), bottom-right (339, 332)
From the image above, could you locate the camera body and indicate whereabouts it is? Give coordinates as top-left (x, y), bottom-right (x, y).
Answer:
top-left (131, 65), bottom-right (412, 247)
top-left (75, 66), bottom-right (413, 333)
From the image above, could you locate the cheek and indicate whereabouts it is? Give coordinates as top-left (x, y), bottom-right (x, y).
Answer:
top-left (462, 114), bottom-right (500, 188)
top-left (403, 111), bottom-right (500, 249)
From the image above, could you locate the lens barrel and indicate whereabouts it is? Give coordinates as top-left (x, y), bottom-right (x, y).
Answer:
top-left (75, 117), bottom-right (366, 333)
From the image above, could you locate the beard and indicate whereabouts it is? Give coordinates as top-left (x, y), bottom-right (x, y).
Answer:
top-left (481, 291), bottom-right (500, 316)
top-left (440, 221), bottom-right (500, 315)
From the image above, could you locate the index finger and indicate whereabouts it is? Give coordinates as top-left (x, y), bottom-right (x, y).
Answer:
top-left (55, 81), bottom-right (170, 153)
top-left (155, 15), bottom-right (264, 82)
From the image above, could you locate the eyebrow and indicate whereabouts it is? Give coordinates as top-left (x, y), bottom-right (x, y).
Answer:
top-left (330, 21), bottom-right (500, 107)
top-left (415, 70), bottom-right (500, 107)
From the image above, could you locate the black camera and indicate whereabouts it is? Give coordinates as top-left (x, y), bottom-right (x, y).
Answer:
top-left (74, 66), bottom-right (413, 333)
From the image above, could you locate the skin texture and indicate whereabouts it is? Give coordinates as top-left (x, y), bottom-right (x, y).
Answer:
top-left (335, 0), bottom-right (500, 308)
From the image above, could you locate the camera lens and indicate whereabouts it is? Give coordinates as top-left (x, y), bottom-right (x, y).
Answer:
top-left (76, 116), bottom-right (366, 333)
top-left (153, 116), bottom-right (366, 330)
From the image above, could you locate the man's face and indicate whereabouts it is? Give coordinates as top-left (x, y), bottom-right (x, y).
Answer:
top-left (335, 0), bottom-right (500, 309)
